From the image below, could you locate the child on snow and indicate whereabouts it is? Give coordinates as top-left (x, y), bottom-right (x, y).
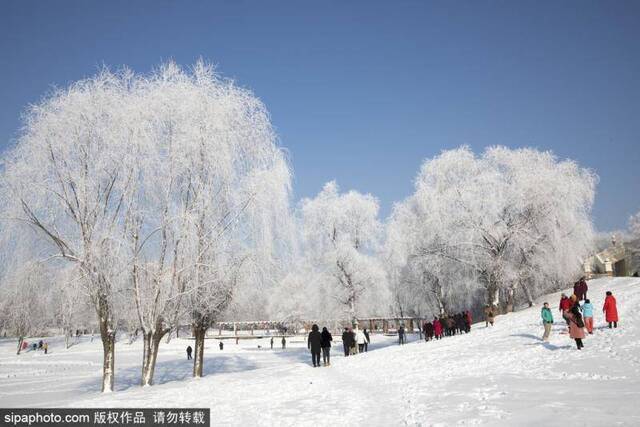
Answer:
top-left (582, 299), bottom-right (594, 334)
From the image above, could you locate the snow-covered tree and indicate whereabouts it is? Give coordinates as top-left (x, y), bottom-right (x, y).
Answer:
top-left (387, 146), bottom-right (596, 314)
top-left (629, 211), bottom-right (640, 240)
top-left (0, 262), bottom-right (53, 353)
top-left (301, 182), bottom-right (386, 323)
top-left (50, 266), bottom-right (93, 349)
top-left (626, 211), bottom-right (640, 275)
top-left (0, 61), bottom-right (292, 388)
top-left (0, 70), bottom-right (138, 391)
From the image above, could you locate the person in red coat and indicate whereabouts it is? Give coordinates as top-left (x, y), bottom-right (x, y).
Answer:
top-left (559, 293), bottom-right (573, 312)
top-left (559, 293), bottom-right (573, 326)
top-left (433, 317), bottom-right (443, 340)
top-left (603, 291), bottom-right (619, 328)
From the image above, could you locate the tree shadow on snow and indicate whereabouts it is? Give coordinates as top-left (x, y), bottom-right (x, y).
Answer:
top-left (79, 353), bottom-right (260, 393)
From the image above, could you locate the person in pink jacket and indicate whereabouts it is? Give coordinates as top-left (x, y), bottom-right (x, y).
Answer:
top-left (566, 304), bottom-right (586, 350)
top-left (603, 291), bottom-right (619, 329)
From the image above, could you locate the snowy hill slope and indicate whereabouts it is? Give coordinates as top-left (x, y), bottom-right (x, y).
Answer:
top-left (2, 277), bottom-right (640, 426)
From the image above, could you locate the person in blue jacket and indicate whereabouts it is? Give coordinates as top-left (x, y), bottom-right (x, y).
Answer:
top-left (582, 299), bottom-right (594, 334)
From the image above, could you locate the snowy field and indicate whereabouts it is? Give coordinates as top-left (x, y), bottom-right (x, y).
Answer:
top-left (1, 277), bottom-right (639, 426)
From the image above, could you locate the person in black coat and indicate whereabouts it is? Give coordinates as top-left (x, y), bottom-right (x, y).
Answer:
top-left (424, 321), bottom-right (434, 341)
top-left (363, 328), bottom-right (370, 352)
top-left (186, 345), bottom-right (193, 360)
top-left (307, 324), bottom-right (322, 367)
top-left (456, 313), bottom-right (467, 334)
top-left (341, 328), bottom-right (350, 356)
top-left (320, 327), bottom-right (333, 366)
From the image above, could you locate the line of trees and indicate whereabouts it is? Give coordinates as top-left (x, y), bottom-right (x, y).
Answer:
top-left (0, 60), bottom-right (616, 394)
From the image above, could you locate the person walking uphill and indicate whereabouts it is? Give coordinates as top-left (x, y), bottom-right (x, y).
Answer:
top-left (559, 293), bottom-right (572, 314)
top-left (321, 327), bottom-right (332, 366)
top-left (566, 304), bottom-right (586, 349)
top-left (582, 299), bottom-right (594, 334)
top-left (308, 324), bottom-right (322, 367)
top-left (603, 291), bottom-right (619, 328)
top-left (186, 345), bottom-right (193, 360)
top-left (541, 303), bottom-right (554, 341)
top-left (574, 278), bottom-right (588, 301)
top-left (559, 293), bottom-right (573, 327)
top-left (484, 305), bottom-right (496, 327)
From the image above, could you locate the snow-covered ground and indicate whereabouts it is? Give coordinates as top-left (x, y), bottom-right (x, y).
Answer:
top-left (1, 277), bottom-right (640, 426)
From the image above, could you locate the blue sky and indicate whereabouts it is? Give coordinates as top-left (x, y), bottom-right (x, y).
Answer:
top-left (1, 1), bottom-right (638, 230)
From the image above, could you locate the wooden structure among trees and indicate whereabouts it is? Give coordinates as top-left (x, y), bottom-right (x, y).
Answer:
top-left (185, 317), bottom-right (428, 339)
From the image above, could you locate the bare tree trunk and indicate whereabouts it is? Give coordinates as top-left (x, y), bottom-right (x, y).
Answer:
top-left (193, 325), bottom-right (207, 378)
top-left (506, 287), bottom-right (515, 313)
top-left (433, 281), bottom-right (446, 315)
top-left (100, 324), bottom-right (115, 393)
top-left (348, 298), bottom-right (356, 325)
top-left (395, 291), bottom-right (405, 318)
top-left (141, 330), bottom-right (165, 386)
top-left (64, 328), bottom-right (71, 349)
top-left (521, 281), bottom-right (535, 307)
top-left (16, 337), bottom-right (23, 355)
top-left (98, 298), bottom-right (116, 393)
top-left (486, 280), bottom-right (500, 308)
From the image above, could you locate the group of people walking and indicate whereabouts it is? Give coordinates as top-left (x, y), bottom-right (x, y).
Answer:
top-left (307, 325), bottom-right (339, 367)
top-left (306, 324), bottom-right (372, 367)
top-left (422, 311), bottom-right (473, 341)
top-left (341, 326), bottom-right (370, 356)
top-left (183, 279), bottom-right (623, 368)
top-left (541, 278), bottom-right (620, 350)
top-left (20, 339), bottom-right (48, 354)
top-left (304, 311), bottom-right (480, 367)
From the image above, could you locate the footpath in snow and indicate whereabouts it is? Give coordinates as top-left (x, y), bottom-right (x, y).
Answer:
top-left (1, 277), bottom-right (639, 426)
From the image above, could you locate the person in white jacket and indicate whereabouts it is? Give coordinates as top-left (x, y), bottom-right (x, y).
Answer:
top-left (356, 328), bottom-right (367, 354)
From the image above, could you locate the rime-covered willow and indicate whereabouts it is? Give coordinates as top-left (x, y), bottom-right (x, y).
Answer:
top-left (386, 146), bottom-right (596, 315)
top-left (0, 61), bottom-right (292, 389)
top-left (300, 182), bottom-right (386, 323)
